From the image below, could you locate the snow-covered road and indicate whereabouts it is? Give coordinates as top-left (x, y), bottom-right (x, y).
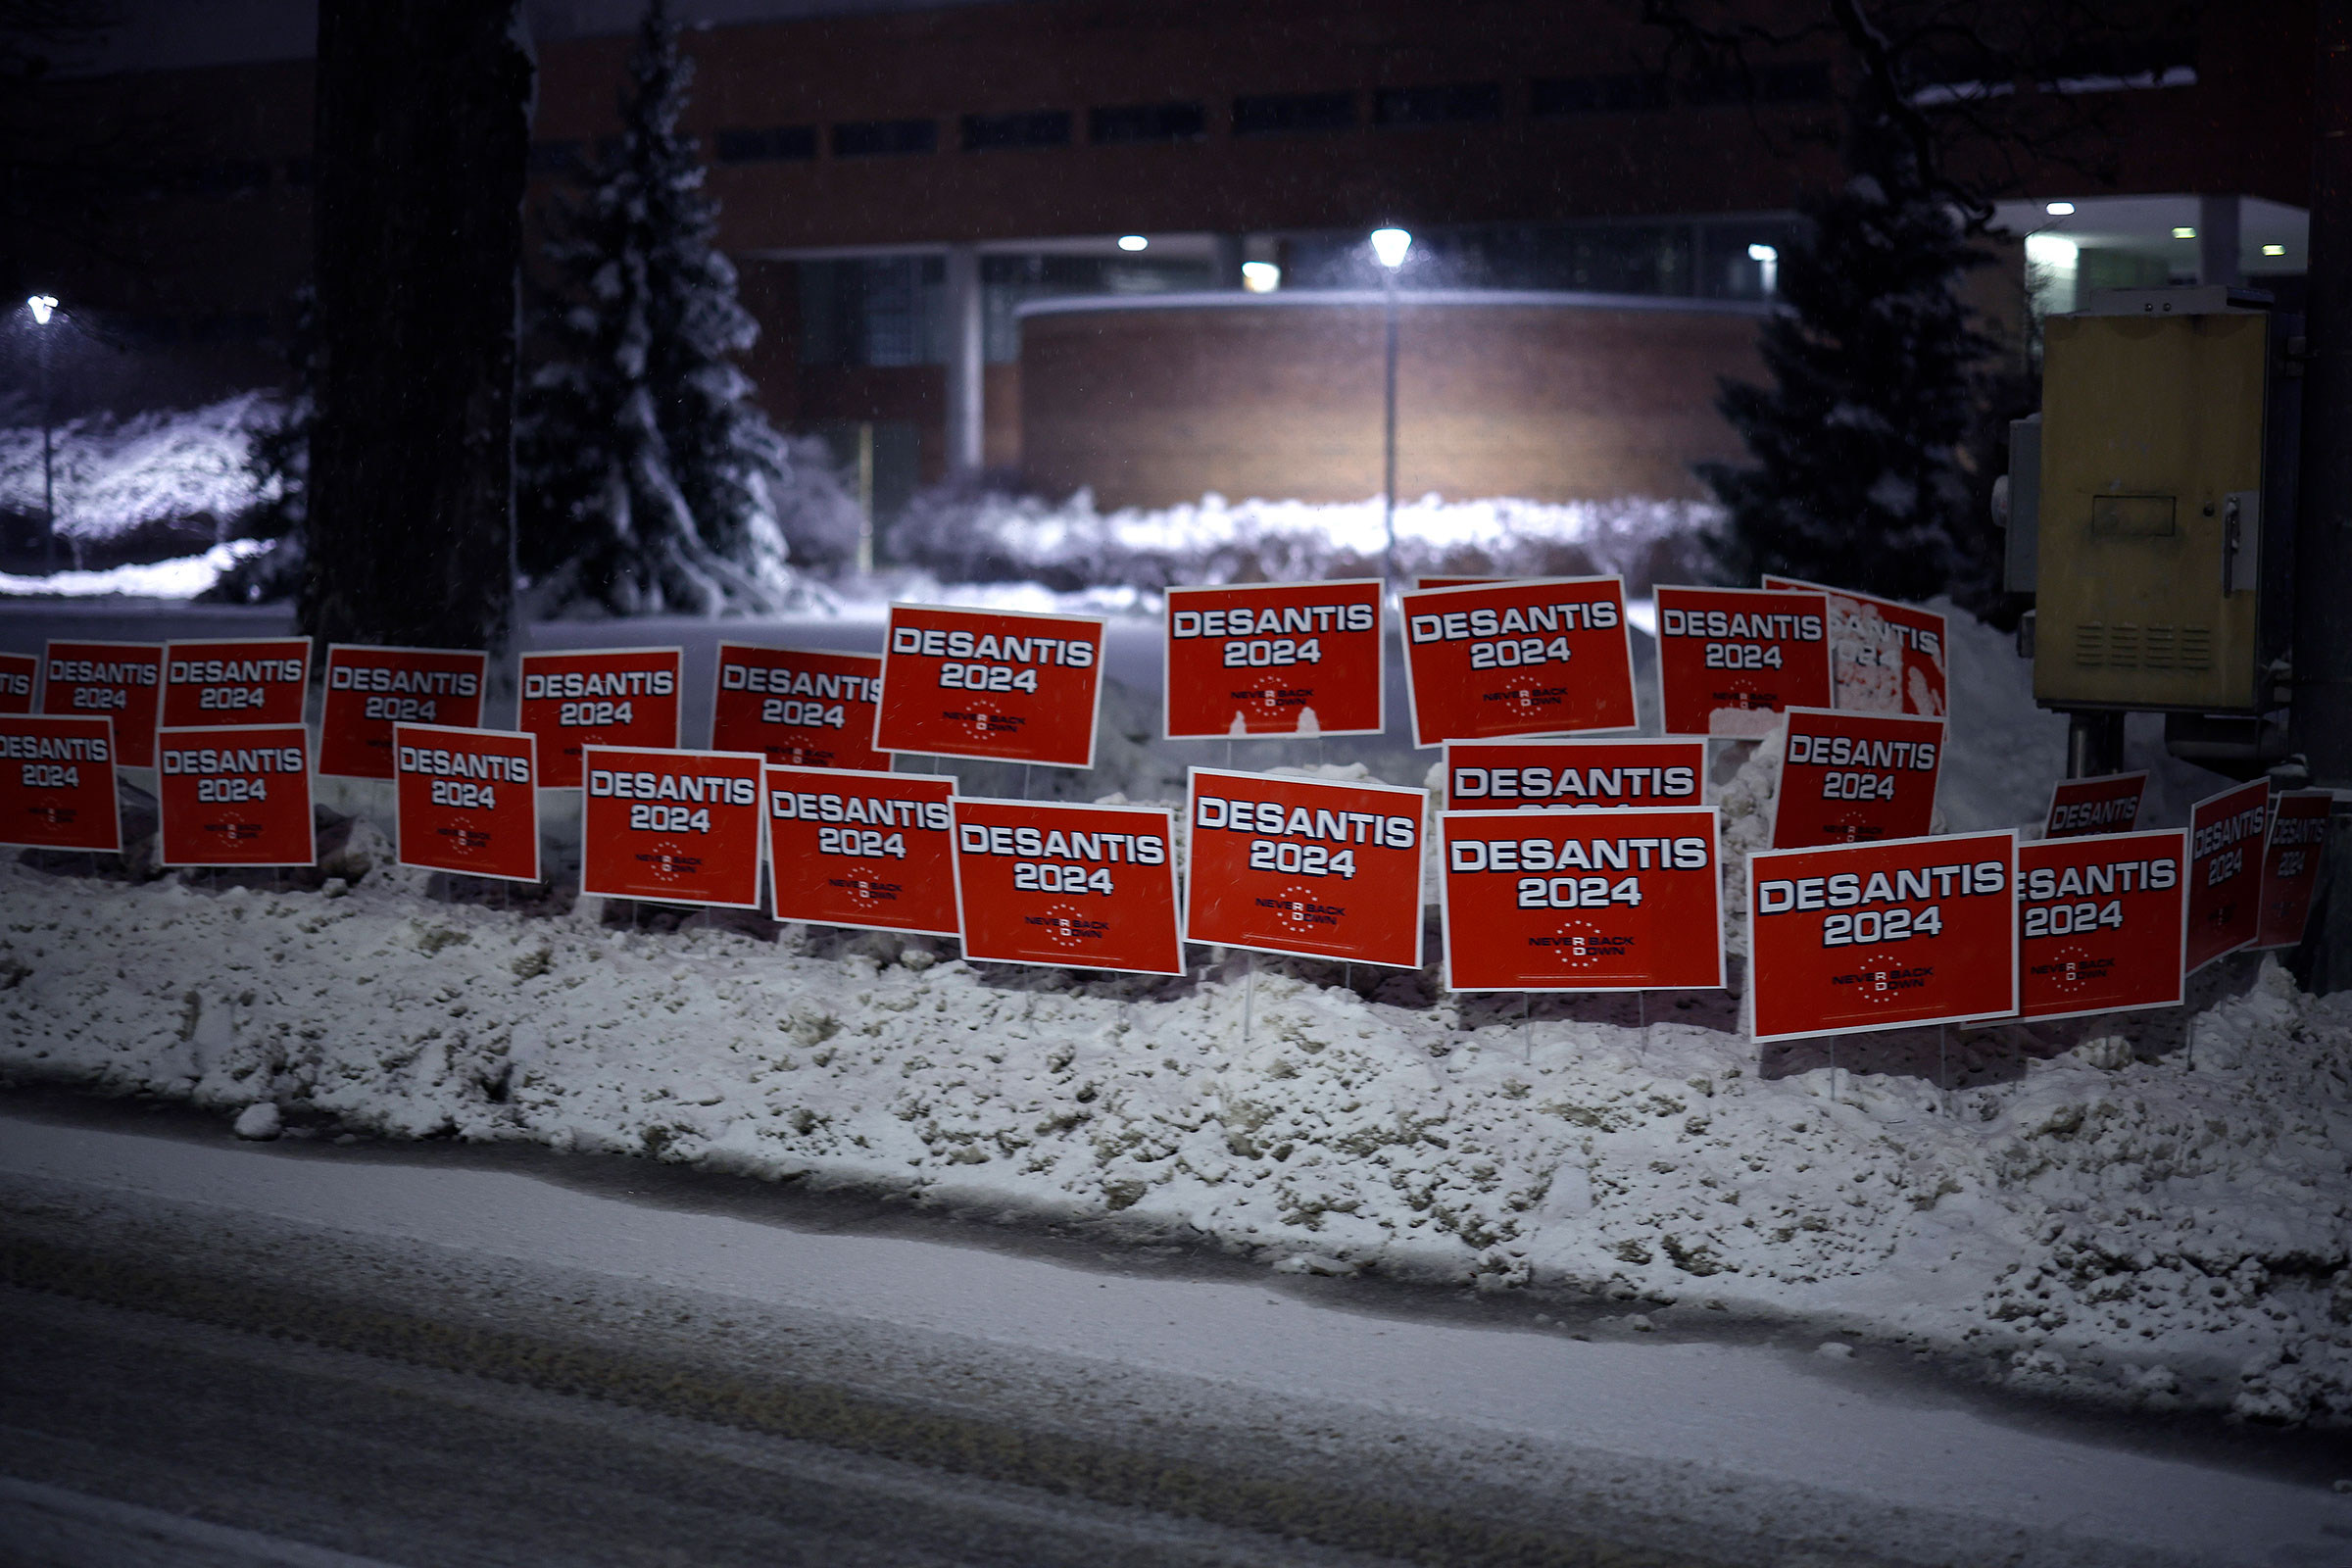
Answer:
top-left (2, 1102), bottom-right (2344, 1567)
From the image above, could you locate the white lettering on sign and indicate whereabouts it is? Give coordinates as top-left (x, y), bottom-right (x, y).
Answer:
top-left (1450, 765), bottom-right (1697, 803)
top-left (1171, 605), bottom-right (1376, 638)
top-left (1786, 732), bottom-right (1939, 770)
top-left (524, 669), bottom-right (676, 699)
top-left (766, 790), bottom-right (952, 830)
top-left (1658, 609), bottom-right (1824, 641)
top-left (160, 745), bottom-right (305, 775)
top-left (719, 664), bottom-right (881, 701)
top-left (0, 733), bottom-right (111, 761)
top-left (395, 746), bottom-right (532, 784)
top-left (890, 626), bottom-right (1098, 667)
top-left (1192, 794), bottom-right (1417, 850)
top-left (2193, 807), bottom-right (2270, 859)
top-left (1756, 860), bottom-right (2007, 913)
top-left (2021, 858), bottom-right (2178, 901)
top-left (2050, 798), bottom-right (2139, 833)
top-left (1447, 835), bottom-right (1711, 872)
top-left (168, 659), bottom-right (304, 684)
top-left (332, 665), bottom-right (480, 696)
top-left (585, 769), bottom-right (756, 807)
top-left (955, 823), bottom-right (1166, 863)
top-left (49, 659), bottom-right (158, 685)
top-left (1406, 601), bottom-right (1619, 643)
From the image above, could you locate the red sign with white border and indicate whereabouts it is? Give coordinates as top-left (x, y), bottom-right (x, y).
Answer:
top-left (2017, 829), bottom-right (2186, 1021)
top-left (1443, 737), bottom-right (1705, 810)
top-left (1772, 707), bottom-right (1943, 849)
top-left (952, 798), bottom-right (1181, 974)
top-left (161, 638), bottom-right (310, 729)
top-left (392, 723), bottom-right (540, 883)
top-left (2043, 771), bottom-right (2147, 840)
top-left (1442, 806), bottom-right (1724, 992)
top-left (1653, 585), bottom-right (1832, 738)
top-left (320, 645), bottom-right (488, 780)
top-left (580, 745), bottom-right (763, 907)
top-left (518, 647), bottom-right (682, 791)
top-left (1413, 576), bottom-right (1505, 591)
top-left (1748, 829), bottom-right (2017, 1043)
top-left (1400, 576), bottom-right (1636, 747)
top-left (1183, 767), bottom-right (1425, 969)
top-left (876, 605), bottom-right (1104, 768)
top-left (41, 641), bottom-right (163, 768)
top-left (711, 644), bottom-right (888, 771)
top-left (2187, 778), bottom-right (2269, 973)
top-left (157, 723), bottom-right (315, 866)
top-left (1163, 580), bottom-right (1384, 740)
top-left (0, 653), bottom-right (35, 714)
top-left (765, 765), bottom-right (958, 937)
top-left (0, 714), bottom-right (120, 853)
top-left (1761, 576), bottom-right (1948, 716)
top-left (2256, 790), bottom-right (2331, 951)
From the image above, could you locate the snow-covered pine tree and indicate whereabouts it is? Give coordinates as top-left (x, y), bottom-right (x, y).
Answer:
top-left (1699, 67), bottom-right (1994, 605)
top-left (516, 0), bottom-right (802, 615)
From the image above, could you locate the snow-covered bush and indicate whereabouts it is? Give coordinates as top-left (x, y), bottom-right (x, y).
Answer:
top-left (0, 391), bottom-right (282, 561)
top-left (889, 487), bottom-right (1720, 595)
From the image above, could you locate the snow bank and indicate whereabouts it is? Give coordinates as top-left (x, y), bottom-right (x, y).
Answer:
top-left (0, 393), bottom-right (280, 543)
top-left (0, 538), bottom-right (271, 599)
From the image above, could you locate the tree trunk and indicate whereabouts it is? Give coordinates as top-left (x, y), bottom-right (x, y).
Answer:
top-left (302, 0), bottom-right (530, 653)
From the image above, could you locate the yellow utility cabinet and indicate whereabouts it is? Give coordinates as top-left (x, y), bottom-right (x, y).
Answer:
top-left (2035, 303), bottom-right (2270, 713)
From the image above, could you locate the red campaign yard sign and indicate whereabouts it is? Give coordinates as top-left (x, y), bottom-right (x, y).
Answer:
top-left (765, 766), bottom-right (958, 937)
top-left (392, 723), bottom-right (540, 884)
top-left (876, 605), bottom-right (1104, 768)
top-left (711, 644), bottom-right (887, 771)
top-left (2187, 779), bottom-right (2269, 973)
top-left (319, 645), bottom-right (489, 780)
top-left (0, 653), bottom-right (34, 714)
top-left (2043, 771), bottom-right (2147, 840)
top-left (1414, 576), bottom-right (1505, 591)
top-left (1183, 768), bottom-right (1425, 969)
top-left (42, 641), bottom-right (163, 768)
top-left (0, 714), bottom-right (120, 853)
top-left (1761, 576), bottom-right (1948, 717)
top-left (518, 648), bottom-right (682, 790)
top-left (1771, 708), bottom-right (1943, 849)
top-left (1400, 577), bottom-right (1636, 747)
top-left (161, 638), bottom-right (311, 728)
top-left (2257, 790), bottom-right (2332, 951)
top-left (157, 724), bottom-right (315, 867)
top-left (581, 746), bottom-right (763, 907)
top-left (1443, 737), bottom-right (1704, 810)
top-left (1441, 807), bottom-right (1723, 992)
top-left (1653, 586), bottom-right (1832, 738)
top-left (2017, 830), bottom-right (2187, 1021)
top-left (1164, 580), bottom-right (1384, 740)
top-left (952, 798), bottom-right (1181, 974)
top-left (1748, 830), bottom-right (2017, 1043)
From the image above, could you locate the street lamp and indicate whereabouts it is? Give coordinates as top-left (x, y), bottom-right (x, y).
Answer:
top-left (26, 296), bottom-right (60, 572)
top-left (1371, 229), bottom-right (1410, 588)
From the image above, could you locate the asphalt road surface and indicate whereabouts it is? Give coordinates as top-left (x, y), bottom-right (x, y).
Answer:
top-left (4, 1096), bottom-right (2349, 1568)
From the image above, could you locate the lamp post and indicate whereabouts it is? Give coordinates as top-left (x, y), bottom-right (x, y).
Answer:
top-left (1370, 227), bottom-right (1411, 588)
top-left (25, 296), bottom-right (59, 573)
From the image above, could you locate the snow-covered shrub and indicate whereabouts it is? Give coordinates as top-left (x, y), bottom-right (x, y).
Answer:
top-left (0, 391), bottom-right (282, 562)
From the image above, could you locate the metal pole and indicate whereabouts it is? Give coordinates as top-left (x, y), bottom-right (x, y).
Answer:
top-left (856, 420), bottom-right (875, 575)
top-left (2289, 1), bottom-right (2352, 994)
top-left (1382, 275), bottom-right (1399, 588)
top-left (38, 321), bottom-right (56, 574)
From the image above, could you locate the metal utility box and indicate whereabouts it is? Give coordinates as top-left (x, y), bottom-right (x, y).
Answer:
top-left (2035, 295), bottom-right (2275, 714)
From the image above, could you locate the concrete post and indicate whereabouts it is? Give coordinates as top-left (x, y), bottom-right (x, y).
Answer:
top-left (944, 243), bottom-right (984, 474)
top-left (2198, 194), bottom-right (2241, 288)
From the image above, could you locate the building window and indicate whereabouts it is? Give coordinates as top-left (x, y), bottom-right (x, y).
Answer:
top-left (832, 119), bottom-right (938, 158)
top-left (1231, 89), bottom-right (1355, 135)
top-left (798, 256), bottom-right (946, 368)
top-left (716, 125), bottom-right (817, 164)
top-left (1529, 74), bottom-right (1669, 116)
top-left (1089, 101), bottom-right (1207, 144)
top-left (962, 109), bottom-right (1072, 151)
top-left (1372, 82), bottom-right (1504, 127)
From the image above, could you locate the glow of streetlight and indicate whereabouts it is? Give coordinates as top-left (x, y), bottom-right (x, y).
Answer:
top-left (2044, 201), bottom-right (2076, 216)
top-left (26, 295), bottom-right (57, 325)
top-left (1116, 234), bottom-right (1149, 252)
top-left (1241, 261), bottom-right (1280, 292)
top-left (1745, 243), bottom-right (1777, 263)
top-left (1370, 227), bottom-right (1411, 269)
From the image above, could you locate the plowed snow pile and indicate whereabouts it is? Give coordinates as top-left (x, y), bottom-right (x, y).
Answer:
top-left (6, 607), bottom-right (2351, 1428)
